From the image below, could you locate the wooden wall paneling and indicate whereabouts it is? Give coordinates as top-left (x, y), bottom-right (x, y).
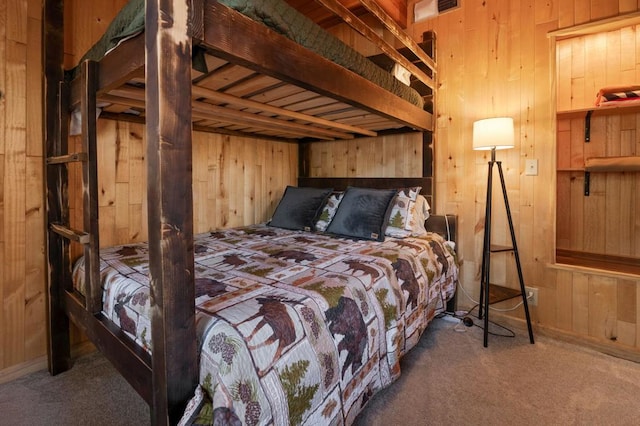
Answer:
top-left (591, 0), bottom-right (621, 21)
top-left (464, 0), bottom-right (491, 288)
top-left (556, 173), bottom-right (571, 249)
top-left (97, 120), bottom-right (117, 209)
top-left (535, 0), bottom-right (557, 24)
top-left (216, 136), bottom-right (231, 229)
top-left (26, 16), bottom-right (41, 157)
top-left (557, 1), bottom-right (576, 29)
top-left (115, 121), bottom-right (130, 183)
top-left (555, 270), bottom-right (574, 331)
top-left (583, 172), bottom-right (606, 252)
top-left (557, 119), bottom-right (571, 169)
top-left (635, 166), bottom-right (640, 258)
top-left (621, 0), bottom-right (640, 13)
top-left (128, 125), bottom-right (146, 242)
top-left (206, 133), bottom-right (221, 231)
top-left (606, 27), bottom-right (623, 85)
top-left (617, 279), bottom-right (637, 346)
top-left (588, 275), bottom-right (617, 340)
top-left (604, 173), bottom-right (622, 255)
top-left (620, 26), bottom-right (636, 79)
top-left (572, 271), bottom-right (590, 335)
top-left (192, 134), bottom-right (208, 233)
top-left (570, 37), bottom-right (585, 110)
top-left (6, 0), bottom-right (27, 44)
top-left (243, 139), bottom-right (256, 225)
top-left (24, 156), bottom-right (45, 360)
top-left (115, 182), bottom-right (129, 243)
top-left (556, 42), bottom-right (572, 111)
top-left (0, 157), bottom-right (4, 369)
top-left (0, 0), bottom-right (6, 371)
top-left (637, 280), bottom-right (640, 346)
top-left (574, 0), bottom-right (591, 26)
top-left (618, 173), bottom-right (635, 256)
top-left (4, 38), bottom-right (27, 369)
top-left (532, 20), bottom-right (557, 286)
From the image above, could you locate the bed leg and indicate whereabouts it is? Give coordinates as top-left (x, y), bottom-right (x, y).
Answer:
top-left (44, 0), bottom-right (72, 375)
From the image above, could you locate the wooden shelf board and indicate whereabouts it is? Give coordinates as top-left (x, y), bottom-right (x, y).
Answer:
top-left (556, 249), bottom-right (640, 277)
top-left (490, 244), bottom-right (513, 253)
top-left (488, 284), bottom-right (522, 304)
top-left (557, 103), bottom-right (640, 119)
top-left (548, 11), bottom-right (640, 40)
top-left (557, 168), bottom-right (585, 172)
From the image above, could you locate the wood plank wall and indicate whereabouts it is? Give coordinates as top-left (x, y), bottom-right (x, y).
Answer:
top-left (400, 0), bottom-right (640, 356)
top-left (67, 121), bottom-right (297, 249)
top-left (0, 0), bottom-right (46, 380)
top-left (303, 132), bottom-right (423, 178)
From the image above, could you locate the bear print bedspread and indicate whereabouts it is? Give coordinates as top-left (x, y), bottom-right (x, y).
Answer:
top-left (73, 224), bottom-right (458, 425)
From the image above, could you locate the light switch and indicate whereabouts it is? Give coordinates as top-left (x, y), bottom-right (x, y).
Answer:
top-left (525, 159), bottom-right (538, 176)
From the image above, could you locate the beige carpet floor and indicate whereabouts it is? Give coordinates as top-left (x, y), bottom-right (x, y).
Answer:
top-left (1, 317), bottom-right (639, 425)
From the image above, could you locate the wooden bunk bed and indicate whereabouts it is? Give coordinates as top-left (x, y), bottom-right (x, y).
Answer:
top-left (43, 0), bottom-right (446, 424)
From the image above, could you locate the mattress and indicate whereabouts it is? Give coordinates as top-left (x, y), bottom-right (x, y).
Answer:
top-left (73, 224), bottom-right (458, 425)
top-left (69, 0), bottom-right (424, 109)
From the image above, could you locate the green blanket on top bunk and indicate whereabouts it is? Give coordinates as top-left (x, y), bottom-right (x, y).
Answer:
top-left (71, 0), bottom-right (424, 108)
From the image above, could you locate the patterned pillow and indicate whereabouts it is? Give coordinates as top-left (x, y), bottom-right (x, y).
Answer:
top-left (384, 186), bottom-right (422, 238)
top-left (315, 191), bottom-right (343, 232)
top-left (326, 187), bottom-right (397, 241)
top-left (411, 195), bottom-right (431, 236)
top-left (177, 385), bottom-right (212, 426)
top-left (268, 186), bottom-right (333, 231)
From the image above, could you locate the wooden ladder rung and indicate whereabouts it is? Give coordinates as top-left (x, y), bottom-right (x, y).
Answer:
top-left (46, 152), bottom-right (88, 165)
top-left (50, 223), bottom-right (90, 244)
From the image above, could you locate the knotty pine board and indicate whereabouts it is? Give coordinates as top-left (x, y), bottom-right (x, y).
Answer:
top-left (3, 37), bottom-right (28, 369)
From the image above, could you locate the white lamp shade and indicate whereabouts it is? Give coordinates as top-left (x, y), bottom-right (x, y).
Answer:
top-left (472, 117), bottom-right (515, 150)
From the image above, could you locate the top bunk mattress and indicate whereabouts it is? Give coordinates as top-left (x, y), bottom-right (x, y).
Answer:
top-left (70, 0), bottom-right (424, 109)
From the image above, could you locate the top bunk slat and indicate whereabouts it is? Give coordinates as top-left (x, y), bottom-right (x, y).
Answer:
top-left (66, 0), bottom-right (436, 140)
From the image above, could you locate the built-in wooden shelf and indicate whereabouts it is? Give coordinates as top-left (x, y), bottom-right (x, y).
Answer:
top-left (490, 244), bottom-right (513, 253)
top-left (557, 103), bottom-right (640, 119)
top-left (487, 284), bottom-right (523, 304)
top-left (556, 249), bottom-right (640, 277)
top-left (557, 168), bottom-right (584, 172)
top-left (549, 10), bottom-right (640, 40)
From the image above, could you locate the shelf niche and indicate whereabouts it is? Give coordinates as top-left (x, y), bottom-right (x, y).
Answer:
top-left (554, 20), bottom-right (640, 276)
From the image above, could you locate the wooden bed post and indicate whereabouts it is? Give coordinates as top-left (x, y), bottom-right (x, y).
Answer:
top-left (145, 0), bottom-right (198, 423)
top-left (43, 0), bottom-right (72, 375)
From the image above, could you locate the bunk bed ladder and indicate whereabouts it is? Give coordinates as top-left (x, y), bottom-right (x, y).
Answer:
top-left (46, 60), bottom-right (102, 314)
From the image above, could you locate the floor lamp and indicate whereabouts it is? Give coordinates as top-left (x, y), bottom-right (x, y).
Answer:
top-left (473, 117), bottom-right (534, 347)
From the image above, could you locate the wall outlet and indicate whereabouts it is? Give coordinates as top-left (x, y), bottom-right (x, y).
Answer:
top-left (525, 159), bottom-right (538, 176)
top-left (525, 286), bottom-right (538, 306)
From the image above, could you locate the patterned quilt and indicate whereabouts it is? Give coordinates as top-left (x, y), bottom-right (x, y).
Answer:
top-left (72, 224), bottom-right (458, 425)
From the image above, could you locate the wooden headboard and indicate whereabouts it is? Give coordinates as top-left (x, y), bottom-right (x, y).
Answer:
top-left (297, 176), bottom-right (455, 244)
top-left (298, 176), bottom-right (433, 211)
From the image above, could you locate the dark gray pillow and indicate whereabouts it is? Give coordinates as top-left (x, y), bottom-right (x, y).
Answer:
top-left (326, 187), bottom-right (397, 241)
top-left (268, 186), bottom-right (333, 231)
